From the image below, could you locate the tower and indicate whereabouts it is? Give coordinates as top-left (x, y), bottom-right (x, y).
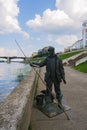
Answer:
top-left (82, 20), bottom-right (87, 48)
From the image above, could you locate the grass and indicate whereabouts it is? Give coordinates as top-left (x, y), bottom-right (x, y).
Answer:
top-left (30, 50), bottom-right (84, 62)
top-left (74, 61), bottom-right (87, 73)
top-left (29, 57), bottom-right (45, 62)
top-left (59, 50), bottom-right (84, 60)
top-left (29, 50), bottom-right (87, 73)
top-left (29, 50), bottom-right (85, 62)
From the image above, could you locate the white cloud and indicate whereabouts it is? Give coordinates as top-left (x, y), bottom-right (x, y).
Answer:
top-left (55, 35), bottom-right (78, 47)
top-left (0, 48), bottom-right (4, 56)
top-left (56, 0), bottom-right (87, 22)
top-left (20, 31), bottom-right (30, 39)
top-left (27, 0), bottom-right (87, 34)
top-left (0, 0), bottom-right (29, 38)
top-left (0, 47), bottom-right (17, 56)
top-left (27, 9), bottom-right (73, 33)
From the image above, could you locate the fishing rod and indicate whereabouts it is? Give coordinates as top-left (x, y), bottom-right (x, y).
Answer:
top-left (15, 39), bottom-right (70, 120)
top-left (15, 39), bottom-right (47, 86)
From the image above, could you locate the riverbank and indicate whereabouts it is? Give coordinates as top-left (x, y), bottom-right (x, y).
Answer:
top-left (31, 66), bottom-right (87, 130)
top-left (0, 68), bottom-right (39, 130)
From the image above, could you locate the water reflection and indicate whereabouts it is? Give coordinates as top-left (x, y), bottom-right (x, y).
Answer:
top-left (0, 62), bottom-right (31, 104)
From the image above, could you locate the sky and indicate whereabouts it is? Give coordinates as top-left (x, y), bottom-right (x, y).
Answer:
top-left (0, 0), bottom-right (87, 57)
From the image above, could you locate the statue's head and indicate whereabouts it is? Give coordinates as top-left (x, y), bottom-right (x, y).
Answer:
top-left (48, 46), bottom-right (55, 56)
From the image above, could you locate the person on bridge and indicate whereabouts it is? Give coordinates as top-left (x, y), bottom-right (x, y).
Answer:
top-left (30, 46), bottom-right (66, 107)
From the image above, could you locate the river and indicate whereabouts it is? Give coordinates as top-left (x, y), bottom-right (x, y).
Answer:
top-left (0, 62), bottom-right (31, 104)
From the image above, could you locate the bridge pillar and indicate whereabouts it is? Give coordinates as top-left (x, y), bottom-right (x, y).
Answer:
top-left (7, 57), bottom-right (11, 63)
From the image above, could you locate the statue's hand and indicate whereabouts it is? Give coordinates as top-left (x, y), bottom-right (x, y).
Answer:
top-left (30, 62), bottom-right (39, 67)
top-left (30, 62), bottom-right (34, 67)
top-left (63, 79), bottom-right (67, 84)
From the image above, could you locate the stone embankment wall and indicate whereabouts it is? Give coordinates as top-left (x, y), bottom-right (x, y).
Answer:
top-left (63, 51), bottom-right (87, 66)
top-left (75, 56), bottom-right (87, 66)
top-left (0, 68), bottom-right (39, 130)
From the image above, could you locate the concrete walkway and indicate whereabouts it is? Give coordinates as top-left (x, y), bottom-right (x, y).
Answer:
top-left (31, 66), bottom-right (87, 130)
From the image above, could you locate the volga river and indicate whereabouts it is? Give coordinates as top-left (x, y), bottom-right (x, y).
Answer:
top-left (0, 62), bottom-right (31, 104)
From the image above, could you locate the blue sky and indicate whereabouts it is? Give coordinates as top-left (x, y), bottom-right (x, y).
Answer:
top-left (0, 0), bottom-right (87, 57)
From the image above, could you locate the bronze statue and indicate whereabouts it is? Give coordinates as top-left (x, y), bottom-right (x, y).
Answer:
top-left (30, 47), bottom-right (66, 106)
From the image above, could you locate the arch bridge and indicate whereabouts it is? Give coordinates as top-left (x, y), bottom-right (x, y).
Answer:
top-left (0, 56), bottom-right (30, 63)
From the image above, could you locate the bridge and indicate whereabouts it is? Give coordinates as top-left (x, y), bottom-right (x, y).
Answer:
top-left (0, 56), bottom-right (30, 63)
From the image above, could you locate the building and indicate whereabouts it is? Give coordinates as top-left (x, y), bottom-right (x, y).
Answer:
top-left (70, 39), bottom-right (83, 51)
top-left (64, 20), bottom-right (87, 52)
top-left (82, 20), bottom-right (87, 47)
top-left (64, 46), bottom-right (70, 52)
top-left (32, 52), bottom-right (38, 58)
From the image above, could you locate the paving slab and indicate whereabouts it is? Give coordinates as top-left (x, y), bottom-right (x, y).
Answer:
top-left (31, 66), bottom-right (87, 130)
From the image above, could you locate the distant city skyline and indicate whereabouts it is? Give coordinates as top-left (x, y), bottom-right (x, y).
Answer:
top-left (0, 0), bottom-right (87, 57)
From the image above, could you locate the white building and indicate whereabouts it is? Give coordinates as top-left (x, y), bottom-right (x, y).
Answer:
top-left (70, 39), bottom-right (83, 51)
top-left (82, 20), bottom-right (87, 47)
top-left (64, 20), bottom-right (87, 52)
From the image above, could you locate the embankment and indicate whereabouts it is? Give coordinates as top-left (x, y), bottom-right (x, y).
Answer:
top-left (0, 68), bottom-right (39, 130)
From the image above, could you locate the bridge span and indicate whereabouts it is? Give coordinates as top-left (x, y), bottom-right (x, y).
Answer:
top-left (0, 56), bottom-right (30, 63)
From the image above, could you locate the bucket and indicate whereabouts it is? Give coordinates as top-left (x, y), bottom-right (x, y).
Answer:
top-left (36, 94), bottom-right (45, 106)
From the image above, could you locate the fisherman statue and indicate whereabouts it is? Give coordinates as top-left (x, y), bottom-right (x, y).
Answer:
top-left (30, 46), bottom-right (66, 107)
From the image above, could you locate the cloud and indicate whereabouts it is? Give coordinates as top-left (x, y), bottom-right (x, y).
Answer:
top-left (56, 0), bottom-right (87, 22)
top-left (0, 0), bottom-right (29, 38)
top-left (36, 38), bottom-right (41, 41)
top-left (26, 9), bottom-right (73, 33)
top-left (47, 35), bottom-right (53, 42)
top-left (20, 31), bottom-right (30, 39)
top-left (55, 35), bottom-right (78, 47)
top-left (26, 0), bottom-right (87, 34)
top-left (0, 47), bottom-right (17, 56)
